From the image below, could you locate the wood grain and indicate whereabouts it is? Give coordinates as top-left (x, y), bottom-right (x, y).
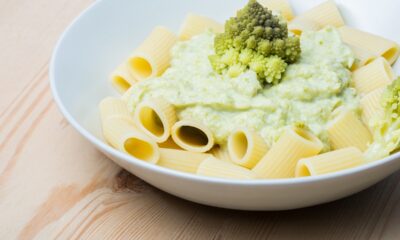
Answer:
top-left (1, 1), bottom-right (400, 239)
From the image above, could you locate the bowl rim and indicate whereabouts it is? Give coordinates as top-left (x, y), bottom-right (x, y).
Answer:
top-left (50, 0), bottom-right (400, 186)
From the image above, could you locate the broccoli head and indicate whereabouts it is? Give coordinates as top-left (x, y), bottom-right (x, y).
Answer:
top-left (209, 0), bottom-right (301, 85)
top-left (382, 77), bottom-right (400, 120)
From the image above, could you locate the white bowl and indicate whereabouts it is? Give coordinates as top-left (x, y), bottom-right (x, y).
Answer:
top-left (50, 0), bottom-right (400, 210)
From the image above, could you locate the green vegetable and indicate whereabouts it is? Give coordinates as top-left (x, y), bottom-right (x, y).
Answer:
top-left (382, 77), bottom-right (400, 120)
top-left (209, 0), bottom-right (301, 84)
top-left (366, 77), bottom-right (400, 161)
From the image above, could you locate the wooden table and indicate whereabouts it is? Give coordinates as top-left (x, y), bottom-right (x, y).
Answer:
top-left (1, 1), bottom-right (400, 239)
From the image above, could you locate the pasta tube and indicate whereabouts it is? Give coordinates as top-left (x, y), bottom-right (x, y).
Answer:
top-left (171, 120), bottom-right (214, 153)
top-left (288, 17), bottom-right (322, 36)
top-left (339, 26), bottom-right (400, 65)
top-left (179, 13), bottom-right (224, 40)
top-left (197, 156), bottom-right (255, 180)
top-left (158, 148), bottom-right (211, 173)
top-left (209, 145), bottom-right (232, 163)
top-left (158, 137), bottom-right (182, 150)
top-left (297, 0), bottom-right (344, 28)
top-left (128, 26), bottom-right (178, 80)
top-left (228, 128), bottom-right (268, 168)
top-left (110, 63), bottom-right (137, 94)
top-left (99, 97), bottom-right (133, 123)
top-left (102, 118), bottom-right (160, 164)
top-left (252, 127), bottom-right (323, 179)
top-left (295, 147), bottom-right (364, 177)
top-left (134, 98), bottom-right (177, 143)
top-left (121, 86), bottom-right (135, 102)
top-left (348, 44), bottom-right (378, 70)
top-left (258, 0), bottom-right (294, 21)
top-left (352, 57), bottom-right (394, 95)
top-left (360, 87), bottom-right (385, 125)
top-left (327, 109), bottom-right (372, 151)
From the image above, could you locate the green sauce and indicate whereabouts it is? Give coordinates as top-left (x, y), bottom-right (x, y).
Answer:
top-left (126, 27), bottom-right (358, 151)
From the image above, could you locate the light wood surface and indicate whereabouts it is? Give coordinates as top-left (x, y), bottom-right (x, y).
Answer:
top-left (1, 1), bottom-right (400, 239)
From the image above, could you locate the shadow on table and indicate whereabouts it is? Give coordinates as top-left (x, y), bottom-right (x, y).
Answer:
top-left (127, 170), bottom-right (400, 239)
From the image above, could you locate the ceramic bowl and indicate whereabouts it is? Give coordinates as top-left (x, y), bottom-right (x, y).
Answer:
top-left (50, 0), bottom-right (400, 210)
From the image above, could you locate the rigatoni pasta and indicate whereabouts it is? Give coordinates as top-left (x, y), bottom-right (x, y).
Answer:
top-left (121, 86), bottom-right (135, 102)
top-left (99, 97), bottom-right (133, 123)
top-left (288, 17), bottom-right (322, 36)
top-left (179, 13), bottom-right (224, 40)
top-left (258, 0), bottom-right (294, 21)
top-left (348, 44), bottom-right (378, 70)
top-left (110, 63), bottom-right (137, 94)
top-left (339, 26), bottom-right (400, 65)
top-left (327, 109), bottom-right (372, 151)
top-left (158, 137), bottom-right (182, 150)
top-left (171, 120), bottom-right (214, 153)
top-left (296, 0), bottom-right (344, 28)
top-left (252, 127), bottom-right (323, 178)
top-left (134, 98), bottom-right (177, 143)
top-left (352, 57), bottom-right (394, 95)
top-left (101, 117), bottom-right (160, 164)
top-left (209, 145), bottom-right (232, 163)
top-left (158, 148), bottom-right (211, 173)
top-left (197, 156), bottom-right (255, 179)
top-left (227, 128), bottom-right (268, 168)
top-left (295, 147), bottom-right (364, 177)
top-left (360, 87), bottom-right (385, 125)
top-left (128, 26), bottom-right (178, 80)
top-left (100, 98), bottom-right (159, 163)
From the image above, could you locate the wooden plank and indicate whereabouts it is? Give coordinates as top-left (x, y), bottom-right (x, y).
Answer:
top-left (1, 1), bottom-right (400, 239)
top-left (0, 0), bottom-right (93, 113)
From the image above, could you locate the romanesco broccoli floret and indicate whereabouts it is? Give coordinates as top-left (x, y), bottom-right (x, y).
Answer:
top-left (209, 0), bottom-right (301, 84)
top-left (382, 77), bottom-right (400, 120)
top-left (365, 77), bottom-right (400, 161)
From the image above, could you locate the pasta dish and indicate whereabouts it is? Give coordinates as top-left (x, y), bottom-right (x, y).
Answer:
top-left (98, 0), bottom-right (400, 179)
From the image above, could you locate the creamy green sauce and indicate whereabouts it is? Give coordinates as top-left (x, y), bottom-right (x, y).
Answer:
top-left (126, 27), bottom-right (358, 151)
